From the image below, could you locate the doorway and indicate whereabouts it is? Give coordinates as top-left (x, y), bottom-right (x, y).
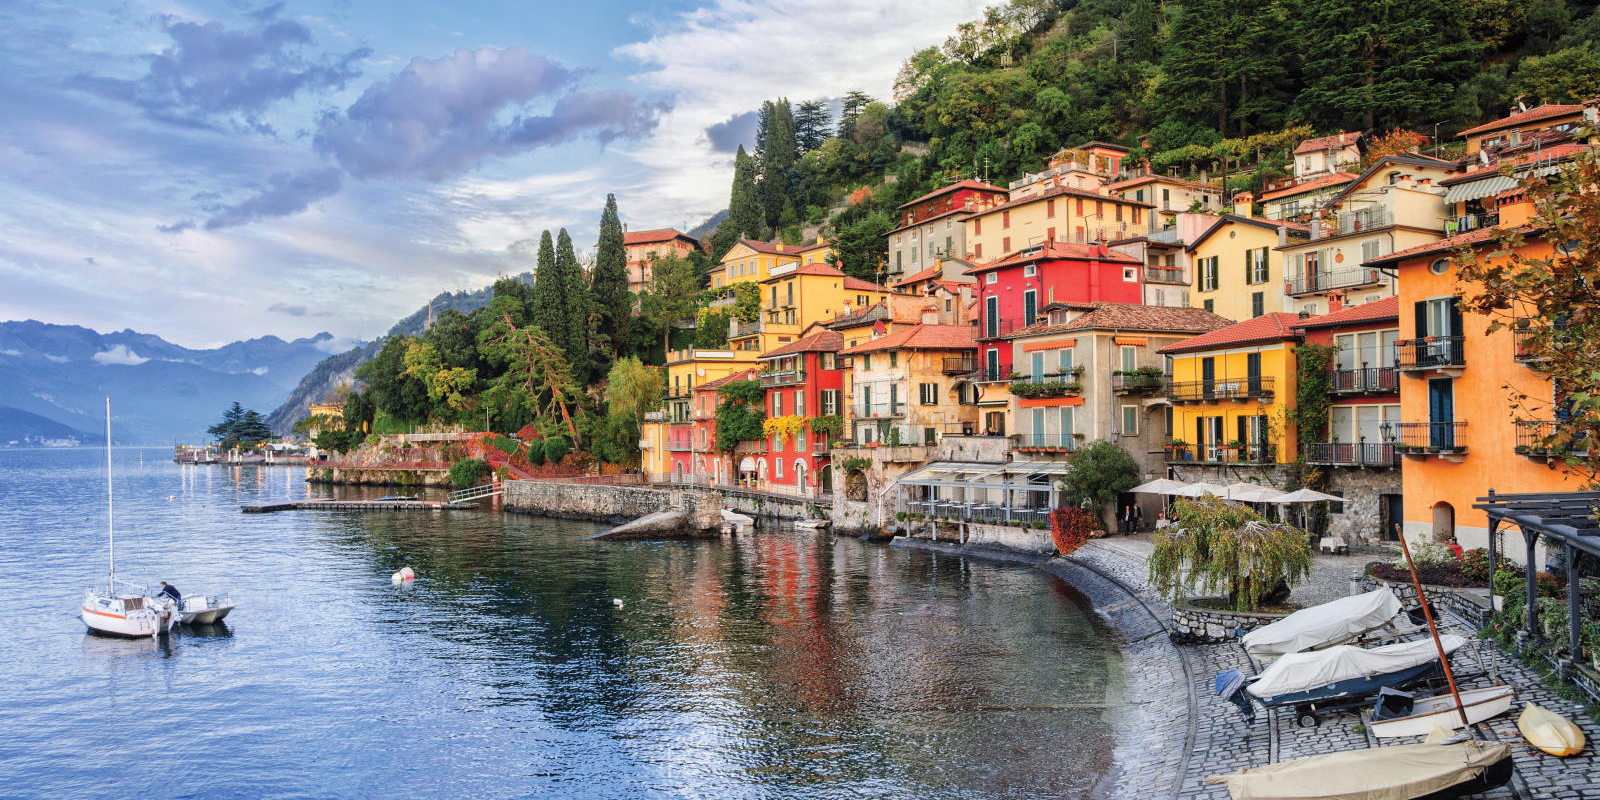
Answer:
top-left (1379, 494), bottom-right (1403, 541)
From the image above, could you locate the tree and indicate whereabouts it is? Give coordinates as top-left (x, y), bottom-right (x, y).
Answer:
top-left (356, 336), bottom-right (432, 422)
top-left (1058, 440), bottom-right (1140, 532)
top-left (554, 228), bottom-right (591, 382)
top-left (715, 379), bottom-right (765, 452)
top-left (208, 402), bottom-right (272, 448)
top-left (477, 310), bottom-right (582, 442)
top-left (1362, 128), bottom-right (1432, 167)
top-left (591, 194), bottom-right (632, 367)
top-left (448, 457), bottom-right (490, 488)
top-left (590, 357), bottom-right (664, 466)
top-left (1455, 150), bottom-right (1600, 483)
top-left (837, 90), bottom-right (874, 139)
top-left (207, 402), bottom-right (245, 443)
top-left (530, 230), bottom-right (565, 347)
top-left (755, 99), bottom-right (799, 231)
top-left (401, 340), bottom-right (476, 417)
top-left (1147, 495), bottom-right (1314, 611)
top-left (827, 209), bottom-right (892, 281)
top-left (638, 253), bottom-right (701, 357)
top-left (794, 99), bottom-right (831, 152)
top-left (1512, 44), bottom-right (1600, 105)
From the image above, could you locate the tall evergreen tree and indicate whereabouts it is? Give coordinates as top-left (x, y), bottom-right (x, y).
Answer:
top-left (555, 228), bottom-right (590, 382)
top-left (794, 99), bottom-right (831, 152)
top-left (530, 230), bottom-right (565, 343)
top-left (837, 91), bottom-right (874, 139)
top-left (754, 99), bottom-right (798, 231)
top-left (1291, 0), bottom-right (1479, 131)
top-left (714, 144), bottom-right (762, 258)
top-left (590, 193), bottom-right (631, 366)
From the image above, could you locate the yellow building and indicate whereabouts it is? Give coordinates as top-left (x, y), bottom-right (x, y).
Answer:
top-left (1157, 313), bottom-right (1301, 466)
top-left (728, 263), bottom-right (890, 353)
top-left (836, 324), bottom-right (980, 446)
top-left (708, 238), bottom-right (834, 290)
top-left (1186, 214), bottom-right (1307, 321)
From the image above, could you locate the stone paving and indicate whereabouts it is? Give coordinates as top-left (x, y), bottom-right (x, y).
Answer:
top-left (1066, 535), bottom-right (1600, 800)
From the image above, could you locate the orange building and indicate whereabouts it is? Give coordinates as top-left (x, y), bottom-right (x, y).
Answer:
top-left (1368, 191), bottom-right (1578, 560)
top-left (623, 228), bottom-right (699, 295)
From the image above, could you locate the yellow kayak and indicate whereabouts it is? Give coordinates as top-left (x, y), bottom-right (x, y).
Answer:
top-left (1517, 703), bottom-right (1586, 756)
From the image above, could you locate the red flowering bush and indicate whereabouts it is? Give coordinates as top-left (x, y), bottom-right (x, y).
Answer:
top-left (1050, 507), bottom-right (1096, 555)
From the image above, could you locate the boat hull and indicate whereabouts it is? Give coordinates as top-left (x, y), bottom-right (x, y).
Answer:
top-left (1518, 703), bottom-right (1586, 756)
top-left (1252, 660), bottom-right (1443, 710)
top-left (182, 605), bottom-right (233, 625)
top-left (1370, 685), bottom-right (1514, 738)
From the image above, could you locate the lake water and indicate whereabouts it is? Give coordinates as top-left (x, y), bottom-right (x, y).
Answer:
top-left (0, 447), bottom-right (1124, 799)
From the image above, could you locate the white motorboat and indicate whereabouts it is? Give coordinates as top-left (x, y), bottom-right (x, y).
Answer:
top-left (1241, 588), bottom-right (1406, 658)
top-left (178, 593), bottom-right (235, 625)
top-left (1370, 684), bottom-right (1515, 738)
top-left (81, 399), bottom-right (179, 638)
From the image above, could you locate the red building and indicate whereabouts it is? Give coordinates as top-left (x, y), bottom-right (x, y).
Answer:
top-left (690, 369), bottom-right (756, 484)
top-left (624, 228), bottom-right (700, 295)
top-left (757, 325), bottom-right (844, 498)
top-left (968, 241), bottom-right (1144, 379)
top-left (887, 180), bottom-right (1007, 281)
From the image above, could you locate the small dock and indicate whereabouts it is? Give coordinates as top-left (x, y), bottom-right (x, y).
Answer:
top-left (241, 499), bottom-right (479, 513)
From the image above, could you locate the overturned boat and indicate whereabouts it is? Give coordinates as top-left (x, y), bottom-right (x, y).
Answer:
top-left (1205, 740), bottom-right (1512, 800)
top-left (1241, 588), bottom-right (1406, 658)
top-left (1219, 635), bottom-right (1466, 727)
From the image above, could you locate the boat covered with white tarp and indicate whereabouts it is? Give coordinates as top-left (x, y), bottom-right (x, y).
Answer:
top-left (1204, 740), bottom-right (1512, 800)
top-left (1249, 635), bottom-right (1465, 701)
top-left (1241, 588), bottom-right (1404, 657)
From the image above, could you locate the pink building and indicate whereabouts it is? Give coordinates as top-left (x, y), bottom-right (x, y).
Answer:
top-left (756, 325), bottom-right (845, 498)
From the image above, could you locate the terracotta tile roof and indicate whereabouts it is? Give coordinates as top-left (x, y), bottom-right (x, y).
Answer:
top-left (795, 238), bottom-right (832, 252)
top-left (897, 179), bottom-right (1007, 210)
top-left (771, 262), bottom-right (846, 279)
top-left (844, 276), bottom-right (890, 292)
top-left (1103, 174), bottom-right (1221, 193)
top-left (967, 184), bottom-right (1155, 218)
top-left (1187, 214), bottom-right (1308, 251)
top-left (1459, 104), bottom-right (1584, 137)
top-left (760, 329), bottom-right (844, 358)
top-left (932, 279), bottom-right (970, 293)
top-left (837, 324), bottom-right (976, 355)
top-left (1158, 312), bottom-right (1302, 354)
top-left (892, 266), bottom-right (942, 288)
top-left (965, 241), bottom-right (1141, 274)
top-left (694, 368), bottom-right (758, 392)
top-left (1259, 171), bottom-right (1359, 202)
top-left (1364, 227), bottom-right (1503, 266)
top-left (888, 205), bottom-right (975, 234)
top-left (732, 238), bottom-right (804, 256)
top-left (1439, 142), bottom-right (1589, 185)
top-left (623, 228), bottom-right (695, 246)
top-left (1011, 302), bottom-right (1234, 338)
top-left (1293, 132), bottom-right (1361, 155)
top-left (1292, 296), bottom-right (1400, 330)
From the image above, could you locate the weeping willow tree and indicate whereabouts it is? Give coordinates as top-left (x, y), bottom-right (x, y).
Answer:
top-left (1148, 495), bottom-right (1313, 611)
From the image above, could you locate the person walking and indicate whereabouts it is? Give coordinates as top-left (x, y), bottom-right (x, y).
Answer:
top-left (1130, 503), bottom-right (1144, 533)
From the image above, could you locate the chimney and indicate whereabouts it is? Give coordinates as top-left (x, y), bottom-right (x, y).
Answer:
top-left (1297, 308), bottom-right (1311, 319)
top-left (1327, 292), bottom-right (1344, 313)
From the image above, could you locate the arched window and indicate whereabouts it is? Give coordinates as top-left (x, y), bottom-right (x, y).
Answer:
top-left (1431, 502), bottom-right (1455, 544)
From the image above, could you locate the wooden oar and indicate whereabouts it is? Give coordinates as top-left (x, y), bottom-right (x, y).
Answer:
top-left (1394, 523), bottom-right (1471, 729)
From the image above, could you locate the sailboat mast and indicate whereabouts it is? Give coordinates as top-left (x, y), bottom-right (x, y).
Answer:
top-left (105, 397), bottom-right (114, 588)
top-left (1394, 524), bottom-right (1470, 729)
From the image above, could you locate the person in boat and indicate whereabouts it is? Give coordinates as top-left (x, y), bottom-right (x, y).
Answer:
top-left (158, 582), bottom-right (181, 604)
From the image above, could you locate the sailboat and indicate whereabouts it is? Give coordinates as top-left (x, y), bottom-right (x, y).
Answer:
top-left (80, 398), bottom-right (178, 638)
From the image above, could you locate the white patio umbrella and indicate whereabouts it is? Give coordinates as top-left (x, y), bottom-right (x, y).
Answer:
top-left (1222, 481), bottom-right (1267, 499)
top-left (1172, 482), bottom-right (1226, 498)
top-left (1274, 488), bottom-right (1342, 503)
top-left (1130, 478), bottom-right (1188, 495)
top-left (1231, 485), bottom-right (1286, 503)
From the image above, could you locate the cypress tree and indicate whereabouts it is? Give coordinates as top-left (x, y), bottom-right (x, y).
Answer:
top-left (530, 230), bottom-right (564, 340)
top-left (727, 145), bottom-right (762, 243)
top-left (591, 193), bottom-right (631, 366)
top-left (555, 228), bottom-right (590, 382)
top-left (755, 99), bottom-right (798, 232)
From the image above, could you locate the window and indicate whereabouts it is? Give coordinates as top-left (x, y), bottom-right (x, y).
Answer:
top-left (1203, 299), bottom-right (1214, 313)
top-left (1361, 239), bottom-right (1387, 264)
top-left (1115, 204), bottom-right (1123, 222)
top-left (984, 272), bottom-right (996, 286)
top-left (1046, 227), bottom-right (1055, 241)
top-left (1135, 189), bottom-right (1145, 202)
top-left (1046, 199), bottom-right (1055, 217)
top-left (984, 295), bottom-right (999, 337)
top-left (821, 389), bottom-right (839, 415)
top-left (1023, 289), bottom-right (1037, 325)
top-left (1251, 292), bottom-right (1264, 317)
top-left (1199, 256), bottom-right (1219, 291)
top-left (985, 348), bottom-right (1000, 382)
top-left (1164, 405), bottom-right (1173, 435)
top-left (1058, 348), bottom-right (1073, 375)
top-left (1002, 236), bottom-right (1011, 253)
top-left (821, 352), bottom-right (836, 370)
top-left (1030, 352), bottom-right (1044, 380)
top-left (896, 251), bottom-right (902, 270)
top-left (919, 382), bottom-right (938, 404)
top-left (774, 456), bottom-right (784, 479)
top-left (771, 432), bottom-right (782, 452)
top-left (1246, 247), bottom-right (1269, 284)
top-left (1123, 267), bottom-right (1137, 282)
top-left (974, 243), bottom-right (983, 260)
top-left (772, 392), bottom-right (783, 417)
top-left (1060, 406), bottom-right (1074, 438)
top-left (770, 286), bottom-right (778, 307)
top-left (1429, 258), bottom-right (1449, 275)
top-left (1162, 188), bottom-right (1171, 208)
top-left (1120, 345), bottom-right (1136, 372)
top-left (1002, 210), bottom-right (1010, 228)
top-left (1075, 198), bottom-right (1084, 215)
top-left (973, 217), bottom-right (982, 235)
top-left (1121, 405), bottom-right (1139, 435)
top-left (1023, 264), bottom-right (1036, 277)
top-left (795, 391), bottom-right (805, 416)
top-left (862, 355), bottom-right (871, 370)
top-left (889, 351), bottom-right (898, 367)
top-left (923, 427), bottom-right (937, 445)
top-left (1133, 208), bottom-right (1142, 225)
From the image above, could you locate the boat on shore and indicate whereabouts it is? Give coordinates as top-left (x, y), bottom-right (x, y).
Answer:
top-left (1518, 703), bottom-right (1586, 756)
top-left (1218, 635), bottom-right (1466, 727)
top-left (1369, 684), bottom-right (1515, 738)
top-left (1241, 588), bottom-right (1408, 658)
top-left (1204, 740), bottom-right (1512, 800)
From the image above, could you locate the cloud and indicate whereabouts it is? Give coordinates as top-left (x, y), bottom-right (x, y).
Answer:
top-left (0, 349), bottom-right (20, 356)
top-left (91, 344), bottom-right (149, 365)
top-left (312, 334), bottom-right (359, 353)
top-left (705, 109), bottom-right (758, 153)
top-left (267, 301), bottom-right (335, 318)
top-left (202, 168), bottom-right (343, 230)
top-left (314, 46), bottom-right (668, 181)
top-left (251, 366), bottom-right (269, 375)
top-left (71, 9), bottom-right (369, 130)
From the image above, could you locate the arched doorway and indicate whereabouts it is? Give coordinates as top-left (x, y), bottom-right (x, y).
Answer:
top-left (819, 463), bottom-right (833, 496)
top-left (794, 461), bottom-right (807, 495)
top-left (1431, 502), bottom-right (1455, 544)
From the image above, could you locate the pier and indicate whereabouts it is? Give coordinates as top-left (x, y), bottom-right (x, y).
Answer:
top-left (241, 498), bottom-right (479, 513)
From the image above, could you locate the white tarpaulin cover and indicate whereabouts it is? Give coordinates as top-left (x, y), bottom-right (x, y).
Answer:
top-left (1205, 741), bottom-right (1509, 800)
top-left (1242, 589), bottom-right (1403, 657)
top-left (1249, 635), bottom-right (1465, 699)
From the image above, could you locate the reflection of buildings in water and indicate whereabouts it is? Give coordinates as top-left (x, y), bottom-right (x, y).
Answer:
top-left (753, 531), bottom-right (848, 717)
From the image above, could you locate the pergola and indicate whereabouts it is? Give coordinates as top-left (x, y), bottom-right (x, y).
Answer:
top-left (897, 460), bottom-right (1065, 526)
top-left (1474, 488), bottom-right (1600, 700)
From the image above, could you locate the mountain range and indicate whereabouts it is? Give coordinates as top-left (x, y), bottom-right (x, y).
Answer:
top-left (0, 320), bottom-right (351, 444)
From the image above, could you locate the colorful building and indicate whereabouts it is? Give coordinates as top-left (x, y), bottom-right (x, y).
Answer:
top-left (1293, 297), bottom-right (1403, 543)
top-left (728, 262), bottom-right (890, 353)
top-left (690, 368), bottom-right (757, 485)
top-left (709, 239), bottom-right (803, 290)
top-left (887, 180), bottom-right (1006, 280)
top-left (1158, 313), bottom-right (1302, 469)
top-left (1186, 214), bottom-right (1307, 320)
top-left (1291, 132), bottom-right (1362, 180)
top-left (756, 325), bottom-right (845, 498)
top-left (1458, 102), bottom-right (1586, 156)
top-left (837, 324), bottom-right (979, 446)
top-left (961, 144), bottom-right (1153, 263)
top-left (623, 228), bottom-right (699, 295)
top-left (662, 348), bottom-right (760, 478)
top-left (1110, 212), bottom-right (1221, 309)
top-left (1278, 154), bottom-right (1458, 317)
top-left (1104, 174), bottom-right (1222, 227)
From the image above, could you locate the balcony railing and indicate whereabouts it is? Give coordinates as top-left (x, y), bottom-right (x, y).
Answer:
top-left (975, 317), bottom-right (1037, 340)
top-left (1285, 267), bottom-right (1383, 295)
top-left (1395, 337), bottom-right (1466, 371)
top-left (1009, 373), bottom-right (1083, 398)
top-left (1144, 265), bottom-right (1188, 284)
top-left (811, 438), bottom-right (831, 454)
top-left (1306, 442), bottom-right (1397, 467)
top-left (1329, 366), bottom-right (1397, 394)
top-left (760, 369), bottom-right (806, 387)
top-left (903, 499), bottom-right (1055, 526)
top-left (852, 403), bottom-right (906, 418)
top-left (942, 357), bottom-right (978, 374)
top-left (1311, 208), bottom-right (1391, 239)
top-left (1385, 422), bottom-right (1467, 454)
top-left (730, 319), bottom-right (763, 338)
top-left (1112, 372), bottom-right (1167, 394)
top-left (1010, 433), bottom-right (1079, 453)
top-left (1164, 443), bottom-right (1278, 464)
top-left (1514, 420), bottom-right (1589, 458)
top-left (1452, 212), bottom-right (1499, 232)
top-left (665, 439), bottom-right (693, 452)
top-left (1166, 376), bottom-right (1275, 403)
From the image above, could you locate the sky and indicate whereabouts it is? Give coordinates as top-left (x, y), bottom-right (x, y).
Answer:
top-left (0, 0), bottom-right (1000, 348)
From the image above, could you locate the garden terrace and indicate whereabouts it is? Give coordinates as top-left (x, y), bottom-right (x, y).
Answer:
top-left (1007, 374), bottom-right (1082, 398)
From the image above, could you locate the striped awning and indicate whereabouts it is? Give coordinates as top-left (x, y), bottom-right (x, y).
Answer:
top-left (1443, 175), bottom-right (1516, 205)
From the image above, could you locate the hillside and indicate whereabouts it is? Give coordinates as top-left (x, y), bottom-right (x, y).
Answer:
top-left (0, 405), bottom-right (103, 447)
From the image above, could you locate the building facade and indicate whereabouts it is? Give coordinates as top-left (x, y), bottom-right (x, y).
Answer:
top-left (1186, 214), bottom-right (1307, 320)
top-left (1159, 313), bottom-right (1302, 470)
top-left (887, 180), bottom-right (1006, 280)
top-left (756, 327), bottom-right (844, 498)
top-left (623, 228), bottom-right (699, 295)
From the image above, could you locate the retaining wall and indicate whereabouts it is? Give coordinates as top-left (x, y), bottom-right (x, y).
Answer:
top-left (1355, 573), bottom-right (1496, 630)
top-left (307, 467), bottom-right (451, 487)
top-left (503, 480), bottom-right (722, 530)
top-left (1169, 599), bottom-right (1288, 644)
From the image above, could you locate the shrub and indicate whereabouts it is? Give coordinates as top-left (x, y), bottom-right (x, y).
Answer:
top-left (1460, 548), bottom-right (1491, 583)
top-left (1394, 539), bottom-right (1456, 569)
top-left (1050, 507), bottom-right (1096, 555)
top-left (524, 439), bottom-right (546, 466)
top-left (544, 435), bottom-right (571, 463)
top-left (448, 457), bottom-right (490, 488)
top-left (1148, 495), bottom-right (1313, 611)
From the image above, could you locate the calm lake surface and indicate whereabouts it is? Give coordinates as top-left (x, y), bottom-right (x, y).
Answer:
top-left (0, 447), bottom-right (1123, 800)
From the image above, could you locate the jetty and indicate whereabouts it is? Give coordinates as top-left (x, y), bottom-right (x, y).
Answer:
top-left (242, 483), bottom-right (501, 513)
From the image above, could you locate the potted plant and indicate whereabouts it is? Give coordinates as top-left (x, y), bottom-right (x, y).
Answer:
top-left (1070, 365), bottom-right (1087, 378)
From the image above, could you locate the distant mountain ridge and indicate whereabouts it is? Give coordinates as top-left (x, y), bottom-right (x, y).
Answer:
top-left (266, 273), bottom-right (532, 434)
top-left (0, 320), bottom-right (350, 444)
top-left (0, 404), bottom-right (103, 446)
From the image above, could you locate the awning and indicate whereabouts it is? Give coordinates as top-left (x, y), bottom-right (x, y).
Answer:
top-left (738, 456), bottom-right (757, 472)
top-left (1442, 174), bottom-right (1516, 205)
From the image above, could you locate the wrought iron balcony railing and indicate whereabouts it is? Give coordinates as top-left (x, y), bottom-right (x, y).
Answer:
top-left (1385, 422), bottom-right (1467, 453)
top-left (1010, 433), bottom-right (1079, 452)
top-left (1286, 267), bottom-right (1384, 295)
top-left (1306, 442), bottom-right (1397, 467)
top-left (1166, 376), bottom-right (1275, 403)
top-left (1112, 372), bottom-right (1167, 394)
top-left (1163, 442), bottom-right (1278, 464)
top-left (1329, 366), bottom-right (1398, 394)
top-left (759, 369), bottom-right (805, 387)
top-left (1395, 337), bottom-right (1466, 371)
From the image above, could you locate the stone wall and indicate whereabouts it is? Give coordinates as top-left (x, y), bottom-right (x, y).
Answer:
top-left (720, 490), bottom-right (816, 522)
top-left (503, 480), bottom-right (722, 530)
top-left (962, 522), bottom-right (1054, 554)
top-left (1354, 573), bottom-right (1496, 630)
top-left (1322, 468), bottom-right (1400, 543)
top-left (308, 466), bottom-right (451, 487)
top-left (1169, 598), bottom-right (1289, 644)
top-left (934, 435), bottom-right (1010, 462)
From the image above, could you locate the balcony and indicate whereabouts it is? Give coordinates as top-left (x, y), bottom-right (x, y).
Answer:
top-left (1310, 208), bottom-right (1391, 240)
top-left (760, 369), bottom-right (806, 387)
top-left (1112, 371), bottom-right (1167, 395)
top-left (1164, 442), bottom-right (1278, 464)
top-left (811, 438), bottom-right (831, 454)
top-left (1285, 267), bottom-right (1384, 295)
top-left (1514, 420), bottom-right (1589, 460)
top-left (1306, 442), bottom-right (1398, 467)
top-left (1011, 433), bottom-right (1079, 453)
top-left (1166, 377), bottom-right (1275, 403)
top-left (975, 317), bottom-right (1029, 340)
top-left (1329, 366), bottom-right (1397, 394)
top-left (1453, 211), bottom-right (1499, 232)
top-left (730, 319), bottom-right (764, 338)
top-left (942, 356), bottom-right (978, 375)
top-left (1384, 422), bottom-right (1467, 456)
top-left (1144, 265), bottom-right (1188, 284)
top-left (665, 439), bottom-right (694, 452)
top-left (1009, 373), bottom-right (1083, 398)
top-left (1395, 337), bottom-right (1465, 373)
top-left (852, 403), bottom-right (906, 419)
